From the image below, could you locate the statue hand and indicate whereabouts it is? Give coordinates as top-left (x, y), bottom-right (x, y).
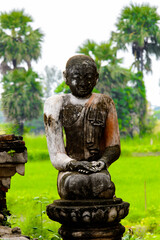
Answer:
top-left (66, 160), bottom-right (105, 174)
top-left (66, 160), bottom-right (89, 172)
top-left (89, 160), bottom-right (106, 172)
top-left (77, 160), bottom-right (106, 173)
top-left (66, 160), bottom-right (96, 174)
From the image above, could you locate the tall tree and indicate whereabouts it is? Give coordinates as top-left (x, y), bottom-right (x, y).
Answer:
top-left (77, 39), bottom-right (122, 70)
top-left (111, 3), bottom-right (160, 73)
top-left (2, 69), bottom-right (43, 134)
top-left (0, 9), bottom-right (43, 73)
top-left (77, 40), bottom-right (146, 135)
top-left (0, 10), bottom-right (44, 135)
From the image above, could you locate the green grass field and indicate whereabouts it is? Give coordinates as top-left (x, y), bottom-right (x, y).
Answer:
top-left (4, 134), bottom-right (160, 239)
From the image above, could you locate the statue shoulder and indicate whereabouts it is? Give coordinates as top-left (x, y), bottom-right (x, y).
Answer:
top-left (94, 93), bottom-right (115, 109)
top-left (44, 94), bottom-right (64, 120)
top-left (100, 94), bottom-right (114, 104)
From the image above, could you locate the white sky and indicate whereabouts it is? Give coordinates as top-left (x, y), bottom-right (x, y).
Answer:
top-left (1, 0), bottom-right (160, 107)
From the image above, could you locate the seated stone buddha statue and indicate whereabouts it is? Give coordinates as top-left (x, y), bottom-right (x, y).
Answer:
top-left (44, 55), bottom-right (120, 200)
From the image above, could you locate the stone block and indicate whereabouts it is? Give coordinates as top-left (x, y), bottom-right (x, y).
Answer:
top-left (0, 150), bottom-right (27, 164)
top-left (0, 226), bottom-right (29, 239)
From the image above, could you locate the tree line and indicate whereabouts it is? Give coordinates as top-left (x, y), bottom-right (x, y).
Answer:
top-left (56, 3), bottom-right (160, 136)
top-left (0, 4), bottom-right (160, 135)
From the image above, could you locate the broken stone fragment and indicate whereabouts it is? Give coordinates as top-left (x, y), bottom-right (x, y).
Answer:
top-left (0, 134), bottom-right (26, 153)
top-left (0, 214), bottom-right (4, 221)
top-left (16, 164), bottom-right (25, 175)
top-left (11, 227), bottom-right (21, 234)
top-left (0, 166), bottom-right (16, 177)
top-left (0, 226), bottom-right (29, 239)
top-left (0, 135), bottom-right (23, 141)
top-left (0, 140), bottom-right (26, 152)
top-left (0, 150), bottom-right (27, 164)
top-left (0, 178), bottom-right (11, 189)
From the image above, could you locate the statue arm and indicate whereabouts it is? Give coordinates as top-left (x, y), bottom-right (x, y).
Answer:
top-left (99, 99), bottom-right (121, 168)
top-left (44, 95), bottom-right (73, 171)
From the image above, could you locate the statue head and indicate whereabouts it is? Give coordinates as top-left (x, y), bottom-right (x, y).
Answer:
top-left (64, 55), bottom-right (99, 98)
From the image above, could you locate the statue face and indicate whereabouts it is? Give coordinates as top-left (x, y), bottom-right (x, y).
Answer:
top-left (66, 64), bottom-right (98, 98)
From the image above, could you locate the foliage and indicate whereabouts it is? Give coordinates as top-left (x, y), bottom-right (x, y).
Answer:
top-left (54, 81), bottom-right (70, 94)
top-left (154, 109), bottom-right (160, 120)
top-left (99, 67), bottom-right (146, 135)
top-left (42, 66), bottom-right (62, 98)
top-left (77, 40), bottom-right (148, 135)
top-left (0, 101), bottom-right (5, 123)
top-left (77, 39), bottom-right (122, 69)
top-left (112, 3), bottom-right (160, 73)
top-left (25, 114), bottom-right (45, 134)
top-left (24, 134), bottom-right (49, 161)
top-left (5, 133), bottom-right (160, 239)
top-left (0, 9), bottom-right (43, 73)
top-left (0, 10), bottom-right (44, 135)
top-left (1, 69), bottom-right (43, 134)
top-left (121, 132), bottom-right (160, 156)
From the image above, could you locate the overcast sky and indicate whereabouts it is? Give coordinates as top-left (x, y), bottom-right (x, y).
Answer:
top-left (1, 0), bottom-right (160, 107)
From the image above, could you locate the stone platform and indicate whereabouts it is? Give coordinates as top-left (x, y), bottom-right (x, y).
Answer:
top-left (47, 198), bottom-right (129, 240)
top-left (0, 226), bottom-right (29, 239)
top-left (0, 134), bottom-right (27, 226)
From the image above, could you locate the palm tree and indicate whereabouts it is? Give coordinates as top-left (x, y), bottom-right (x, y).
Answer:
top-left (77, 39), bottom-right (121, 70)
top-left (0, 9), bottom-right (43, 74)
top-left (77, 40), bottom-right (146, 135)
top-left (112, 3), bottom-right (160, 73)
top-left (0, 10), bottom-right (44, 135)
top-left (2, 69), bottom-right (43, 135)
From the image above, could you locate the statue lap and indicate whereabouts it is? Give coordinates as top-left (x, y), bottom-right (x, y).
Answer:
top-left (57, 170), bottom-right (115, 200)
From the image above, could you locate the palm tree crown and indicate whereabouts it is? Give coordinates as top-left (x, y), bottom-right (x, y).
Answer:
top-left (112, 4), bottom-right (160, 73)
top-left (0, 9), bottom-right (43, 74)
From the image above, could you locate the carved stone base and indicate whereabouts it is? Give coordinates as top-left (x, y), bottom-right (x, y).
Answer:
top-left (59, 224), bottom-right (125, 240)
top-left (47, 198), bottom-right (129, 240)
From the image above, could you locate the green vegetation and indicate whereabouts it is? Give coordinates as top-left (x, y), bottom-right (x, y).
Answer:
top-left (2, 69), bottom-right (43, 135)
top-left (0, 3), bottom-right (160, 240)
top-left (121, 133), bottom-right (160, 156)
top-left (75, 3), bottom-right (160, 136)
top-left (112, 3), bottom-right (160, 73)
top-left (3, 134), bottom-right (159, 239)
top-left (0, 10), bottom-right (44, 135)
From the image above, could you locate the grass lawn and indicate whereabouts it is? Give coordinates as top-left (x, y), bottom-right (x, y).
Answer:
top-left (4, 134), bottom-right (160, 239)
top-left (7, 155), bottom-right (160, 238)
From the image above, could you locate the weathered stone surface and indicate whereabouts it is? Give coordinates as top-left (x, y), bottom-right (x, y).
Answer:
top-left (16, 164), bottom-right (25, 175)
top-left (47, 199), bottom-right (129, 227)
top-left (45, 55), bottom-right (130, 240)
top-left (0, 166), bottom-right (16, 177)
top-left (0, 136), bottom-right (27, 190)
top-left (0, 135), bottom-right (23, 141)
top-left (0, 151), bottom-right (27, 164)
top-left (1, 238), bottom-right (28, 240)
top-left (0, 178), bottom-right (11, 189)
top-left (0, 134), bottom-right (27, 227)
top-left (59, 224), bottom-right (125, 240)
top-left (47, 199), bottom-right (129, 239)
top-left (11, 227), bottom-right (21, 234)
top-left (0, 214), bottom-right (4, 221)
top-left (0, 135), bottom-right (26, 153)
top-left (0, 226), bottom-right (29, 239)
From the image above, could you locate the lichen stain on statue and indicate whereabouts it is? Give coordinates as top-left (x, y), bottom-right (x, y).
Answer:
top-left (44, 55), bottom-right (129, 240)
